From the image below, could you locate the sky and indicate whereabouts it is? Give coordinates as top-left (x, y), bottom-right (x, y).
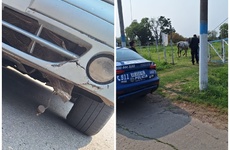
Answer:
top-left (116, 0), bottom-right (228, 38)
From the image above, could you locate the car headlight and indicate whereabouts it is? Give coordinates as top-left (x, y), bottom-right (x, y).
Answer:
top-left (86, 54), bottom-right (114, 84)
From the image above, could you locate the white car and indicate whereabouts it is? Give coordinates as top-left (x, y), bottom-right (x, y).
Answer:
top-left (2, 0), bottom-right (114, 136)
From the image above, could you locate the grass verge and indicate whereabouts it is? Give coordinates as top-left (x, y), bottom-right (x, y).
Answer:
top-left (138, 45), bottom-right (228, 113)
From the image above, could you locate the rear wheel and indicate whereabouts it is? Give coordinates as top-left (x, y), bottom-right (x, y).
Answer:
top-left (66, 87), bottom-right (113, 136)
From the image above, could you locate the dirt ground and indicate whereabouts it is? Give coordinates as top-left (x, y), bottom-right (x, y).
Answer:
top-left (144, 94), bottom-right (228, 131)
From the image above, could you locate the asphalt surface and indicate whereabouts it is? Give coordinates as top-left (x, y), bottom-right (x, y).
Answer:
top-left (2, 67), bottom-right (114, 150)
top-left (116, 95), bottom-right (228, 150)
top-left (2, 66), bottom-right (228, 150)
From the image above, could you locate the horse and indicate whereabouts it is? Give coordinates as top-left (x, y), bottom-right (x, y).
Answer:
top-left (177, 41), bottom-right (189, 57)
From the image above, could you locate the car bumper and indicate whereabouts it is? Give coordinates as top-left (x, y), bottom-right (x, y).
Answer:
top-left (116, 78), bottom-right (159, 101)
top-left (2, 1), bottom-right (114, 106)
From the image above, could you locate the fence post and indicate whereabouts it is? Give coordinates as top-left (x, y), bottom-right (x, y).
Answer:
top-left (170, 25), bottom-right (174, 64)
top-left (164, 45), bottom-right (167, 62)
top-left (148, 42), bottom-right (151, 60)
top-left (208, 43), bottom-right (210, 62)
top-left (222, 39), bottom-right (225, 63)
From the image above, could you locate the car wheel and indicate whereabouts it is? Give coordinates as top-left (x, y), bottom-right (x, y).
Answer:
top-left (66, 92), bottom-right (113, 136)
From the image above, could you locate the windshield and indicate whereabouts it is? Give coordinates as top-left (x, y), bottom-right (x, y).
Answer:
top-left (116, 48), bottom-right (143, 62)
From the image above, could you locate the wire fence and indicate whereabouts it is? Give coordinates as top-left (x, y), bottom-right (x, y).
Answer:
top-left (208, 38), bottom-right (228, 63)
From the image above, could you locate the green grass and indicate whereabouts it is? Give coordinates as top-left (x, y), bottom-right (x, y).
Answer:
top-left (137, 44), bottom-right (228, 113)
top-left (208, 41), bottom-right (228, 62)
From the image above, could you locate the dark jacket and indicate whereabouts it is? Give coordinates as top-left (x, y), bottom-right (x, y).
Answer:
top-left (130, 47), bottom-right (138, 53)
top-left (189, 37), bottom-right (199, 50)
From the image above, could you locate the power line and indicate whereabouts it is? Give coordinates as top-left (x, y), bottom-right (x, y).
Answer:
top-left (212, 18), bottom-right (228, 31)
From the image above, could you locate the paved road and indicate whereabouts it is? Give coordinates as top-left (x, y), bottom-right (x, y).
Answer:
top-left (2, 67), bottom-right (114, 150)
top-left (2, 66), bottom-right (228, 150)
top-left (117, 95), bottom-right (228, 150)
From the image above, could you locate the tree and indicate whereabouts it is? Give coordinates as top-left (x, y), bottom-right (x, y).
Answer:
top-left (149, 16), bottom-right (175, 44)
top-left (170, 32), bottom-right (186, 43)
top-left (219, 23), bottom-right (228, 39)
top-left (208, 30), bottom-right (218, 41)
top-left (158, 16), bottom-right (175, 34)
top-left (125, 18), bottom-right (152, 45)
top-left (149, 18), bottom-right (160, 44)
top-left (137, 18), bottom-right (153, 45)
top-left (125, 20), bottom-right (139, 41)
top-left (125, 16), bottom-right (175, 46)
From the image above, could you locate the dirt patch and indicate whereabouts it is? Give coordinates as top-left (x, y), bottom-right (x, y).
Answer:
top-left (144, 93), bottom-right (228, 131)
top-left (173, 101), bottom-right (228, 130)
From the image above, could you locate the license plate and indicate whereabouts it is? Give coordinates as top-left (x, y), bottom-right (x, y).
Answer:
top-left (131, 71), bottom-right (148, 81)
top-left (130, 71), bottom-right (146, 78)
top-left (117, 71), bottom-right (148, 83)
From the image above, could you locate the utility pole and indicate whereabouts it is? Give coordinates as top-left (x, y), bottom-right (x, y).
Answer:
top-left (199, 0), bottom-right (208, 90)
top-left (129, 0), bottom-right (133, 21)
top-left (117, 0), bottom-right (126, 47)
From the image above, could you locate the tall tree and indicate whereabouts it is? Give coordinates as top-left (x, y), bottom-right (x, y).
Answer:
top-left (125, 20), bottom-right (138, 41)
top-left (149, 18), bottom-right (160, 44)
top-left (125, 18), bottom-right (152, 45)
top-left (219, 23), bottom-right (228, 39)
top-left (208, 30), bottom-right (218, 41)
top-left (138, 18), bottom-right (152, 45)
top-left (158, 16), bottom-right (175, 34)
top-left (125, 16), bottom-right (175, 45)
top-left (149, 16), bottom-right (175, 44)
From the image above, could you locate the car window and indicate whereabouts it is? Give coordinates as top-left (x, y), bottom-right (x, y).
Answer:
top-left (116, 48), bottom-right (143, 61)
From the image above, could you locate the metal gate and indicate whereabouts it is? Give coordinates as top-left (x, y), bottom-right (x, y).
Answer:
top-left (208, 38), bottom-right (228, 63)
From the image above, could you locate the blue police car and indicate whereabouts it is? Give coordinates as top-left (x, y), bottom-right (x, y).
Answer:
top-left (116, 47), bottom-right (159, 101)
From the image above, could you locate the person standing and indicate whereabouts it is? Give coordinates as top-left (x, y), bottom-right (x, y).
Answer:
top-left (129, 40), bottom-right (138, 53)
top-left (189, 34), bottom-right (199, 65)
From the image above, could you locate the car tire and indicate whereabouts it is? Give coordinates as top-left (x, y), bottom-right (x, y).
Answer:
top-left (66, 90), bottom-right (113, 136)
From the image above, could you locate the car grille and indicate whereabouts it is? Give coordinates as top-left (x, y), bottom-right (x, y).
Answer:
top-left (2, 7), bottom-right (89, 62)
